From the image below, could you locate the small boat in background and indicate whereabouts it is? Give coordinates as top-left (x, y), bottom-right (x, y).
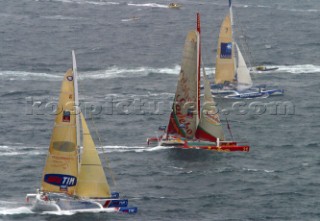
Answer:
top-left (26, 51), bottom-right (137, 214)
top-left (254, 65), bottom-right (279, 72)
top-left (168, 3), bottom-right (181, 9)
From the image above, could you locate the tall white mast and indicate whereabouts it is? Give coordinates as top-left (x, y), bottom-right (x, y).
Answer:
top-left (229, 0), bottom-right (237, 80)
top-left (229, 0), bottom-right (233, 27)
top-left (72, 50), bottom-right (81, 167)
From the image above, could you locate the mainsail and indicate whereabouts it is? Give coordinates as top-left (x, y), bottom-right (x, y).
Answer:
top-left (195, 66), bottom-right (224, 141)
top-left (41, 69), bottom-right (78, 195)
top-left (167, 30), bottom-right (199, 139)
top-left (236, 43), bottom-right (252, 91)
top-left (214, 14), bottom-right (235, 85)
top-left (75, 113), bottom-right (110, 198)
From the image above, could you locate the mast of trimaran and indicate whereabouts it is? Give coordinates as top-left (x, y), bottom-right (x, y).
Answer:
top-left (72, 50), bottom-right (81, 171)
top-left (229, 0), bottom-right (234, 30)
top-left (229, 0), bottom-right (237, 80)
top-left (196, 12), bottom-right (201, 123)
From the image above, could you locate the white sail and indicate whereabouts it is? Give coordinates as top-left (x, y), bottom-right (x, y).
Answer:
top-left (236, 44), bottom-right (252, 91)
top-left (196, 65), bottom-right (224, 141)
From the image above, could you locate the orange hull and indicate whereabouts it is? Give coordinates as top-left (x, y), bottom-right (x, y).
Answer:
top-left (183, 142), bottom-right (250, 152)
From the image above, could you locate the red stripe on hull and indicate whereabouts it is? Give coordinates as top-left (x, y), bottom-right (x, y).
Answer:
top-left (103, 200), bottom-right (111, 208)
top-left (183, 143), bottom-right (250, 152)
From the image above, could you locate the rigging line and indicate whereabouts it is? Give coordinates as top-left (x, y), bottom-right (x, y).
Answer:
top-left (73, 56), bottom-right (116, 190)
top-left (75, 62), bottom-right (82, 170)
top-left (89, 112), bottom-right (117, 187)
top-left (201, 52), bottom-right (213, 85)
top-left (233, 8), bottom-right (255, 71)
top-left (201, 56), bottom-right (215, 106)
top-left (201, 57), bottom-right (207, 79)
top-left (225, 117), bottom-right (234, 140)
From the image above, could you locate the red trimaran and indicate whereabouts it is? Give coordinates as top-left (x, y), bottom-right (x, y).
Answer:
top-left (147, 13), bottom-right (250, 152)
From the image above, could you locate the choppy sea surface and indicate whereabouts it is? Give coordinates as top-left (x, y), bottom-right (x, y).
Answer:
top-left (1, 0), bottom-right (320, 220)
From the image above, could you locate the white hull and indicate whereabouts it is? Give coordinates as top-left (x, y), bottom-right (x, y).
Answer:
top-left (27, 193), bottom-right (122, 213)
top-left (211, 88), bottom-right (237, 96)
top-left (32, 195), bottom-right (60, 211)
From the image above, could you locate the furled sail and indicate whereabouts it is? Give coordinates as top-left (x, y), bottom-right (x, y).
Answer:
top-left (236, 43), bottom-right (252, 91)
top-left (195, 67), bottom-right (224, 141)
top-left (41, 69), bottom-right (78, 195)
top-left (214, 14), bottom-right (236, 85)
top-left (75, 113), bottom-right (110, 198)
top-left (167, 30), bottom-right (199, 139)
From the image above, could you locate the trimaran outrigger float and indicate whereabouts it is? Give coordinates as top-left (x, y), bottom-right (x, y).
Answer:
top-left (26, 51), bottom-right (137, 214)
top-left (147, 13), bottom-right (250, 152)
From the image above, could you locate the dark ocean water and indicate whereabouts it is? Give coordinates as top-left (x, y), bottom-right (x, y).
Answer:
top-left (1, 0), bottom-right (320, 220)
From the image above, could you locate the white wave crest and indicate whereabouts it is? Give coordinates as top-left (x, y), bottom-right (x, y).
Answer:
top-left (276, 64), bottom-right (320, 74)
top-left (42, 15), bottom-right (80, 20)
top-left (99, 145), bottom-right (173, 153)
top-left (128, 3), bottom-right (168, 8)
top-left (238, 4), bottom-right (319, 13)
top-left (1, 64), bottom-right (318, 82)
top-left (0, 71), bottom-right (60, 81)
top-left (82, 1), bottom-right (119, 6)
top-left (0, 146), bottom-right (46, 156)
top-left (0, 206), bottom-right (33, 215)
top-left (45, 0), bottom-right (119, 6)
top-left (0, 66), bottom-right (181, 81)
top-left (0, 145), bottom-right (171, 156)
top-left (0, 205), bottom-right (117, 216)
top-left (135, 145), bottom-right (173, 152)
top-left (43, 207), bottom-right (117, 215)
top-left (79, 65), bottom-right (181, 79)
top-left (242, 168), bottom-right (275, 173)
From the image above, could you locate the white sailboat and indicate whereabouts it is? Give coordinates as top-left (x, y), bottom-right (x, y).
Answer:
top-left (212, 0), bottom-right (283, 98)
top-left (147, 13), bottom-right (250, 152)
top-left (26, 51), bottom-right (137, 214)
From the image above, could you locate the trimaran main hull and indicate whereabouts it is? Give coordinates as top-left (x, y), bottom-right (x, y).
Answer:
top-left (147, 136), bottom-right (249, 152)
top-left (26, 192), bottom-right (137, 213)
